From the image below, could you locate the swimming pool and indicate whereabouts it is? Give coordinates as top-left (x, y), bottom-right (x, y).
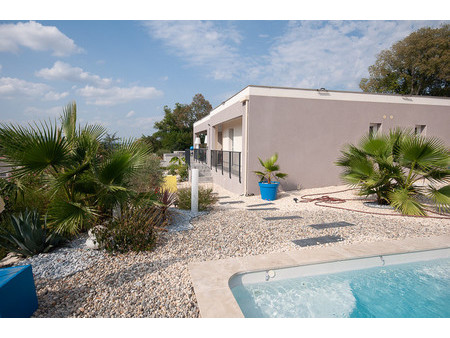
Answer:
top-left (229, 248), bottom-right (450, 318)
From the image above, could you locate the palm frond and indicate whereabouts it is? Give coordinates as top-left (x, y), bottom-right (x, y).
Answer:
top-left (0, 120), bottom-right (70, 177)
top-left (400, 134), bottom-right (449, 171)
top-left (48, 199), bottom-right (98, 235)
top-left (426, 185), bottom-right (450, 213)
top-left (60, 101), bottom-right (77, 143)
top-left (388, 188), bottom-right (427, 216)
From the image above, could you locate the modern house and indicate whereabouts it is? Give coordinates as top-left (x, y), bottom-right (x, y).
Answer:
top-left (193, 85), bottom-right (450, 196)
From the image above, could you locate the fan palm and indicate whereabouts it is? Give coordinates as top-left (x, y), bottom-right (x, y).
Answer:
top-left (254, 153), bottom-right (288, 184)
top-left (337, 129), bottom-right (450, 215)
top-left (0, 102), bottom-right (152, 234)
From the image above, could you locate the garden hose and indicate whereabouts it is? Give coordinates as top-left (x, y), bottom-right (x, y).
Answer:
top-left (299, 188), bottom-right (450, 220)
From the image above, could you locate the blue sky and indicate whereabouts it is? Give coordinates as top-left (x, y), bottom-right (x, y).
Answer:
top-left (0, 18), bottom-right (448, 139)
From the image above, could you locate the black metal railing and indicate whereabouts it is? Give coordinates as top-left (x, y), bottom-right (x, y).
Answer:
top-left (193, 148), bottom-right (207, 164)
top-left (184, 149), bottom-right (191, 167)
top-left (210, 150), bottom-right (241, 183)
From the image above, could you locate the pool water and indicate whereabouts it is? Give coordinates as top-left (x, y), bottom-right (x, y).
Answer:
top-left (231, 258), bottom-right (450, 318)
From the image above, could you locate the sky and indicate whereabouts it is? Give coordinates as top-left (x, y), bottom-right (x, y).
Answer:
top-left (0, 5), bottom-right (448, 139)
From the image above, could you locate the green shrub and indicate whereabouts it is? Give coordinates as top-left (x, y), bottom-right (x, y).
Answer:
top-left (0, 212), bottom-right (13, 260)
top-left (129, 154), bottom-right (164, 193)
top-left (168, 156), bottom-right (188, 182)
top-left (93, 206), bottom-right (166, 253)
top-left (176, 187), bottom-right (218, 211)
top-left (167, 164), bottom-right (178, 176)
top-left (178, 164), bottom-right (189, 181)
top-left (0, 175), bottom-right (51, 216)
top-left (0, 209), bottom-right (66, 257)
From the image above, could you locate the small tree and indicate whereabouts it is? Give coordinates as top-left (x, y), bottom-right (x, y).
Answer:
top-left (360, 24), bottom-right (450, 97)
top-left (145, 94), bottom-right (212, 153)
top-left (336, 129), bottom-right (450, 215)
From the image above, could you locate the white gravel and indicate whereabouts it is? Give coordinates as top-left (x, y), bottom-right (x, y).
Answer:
top-left (9, 183), bottom-right (449, 318)
top-left (14, 234), bottom-right (106, 280)
top-left (166, 208), bottom-right (208, 232)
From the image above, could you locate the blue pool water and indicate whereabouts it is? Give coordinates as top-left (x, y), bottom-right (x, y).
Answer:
top-left (231, 258), bottom-right (450, 318)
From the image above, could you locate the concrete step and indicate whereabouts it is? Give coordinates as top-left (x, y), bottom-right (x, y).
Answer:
top-left (198, 177), bottom-right (213, 183)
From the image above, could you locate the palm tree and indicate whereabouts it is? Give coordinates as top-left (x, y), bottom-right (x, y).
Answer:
top-left (254, 153), bottom-right (288, 184)
top-left (0, 102), bottom-right (151, 234)
top-left (336, 129), bottom-right (450, 215)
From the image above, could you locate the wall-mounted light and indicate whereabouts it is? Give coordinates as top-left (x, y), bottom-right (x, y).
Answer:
top-left (204, 135), bottom-right (208, 144)
top-left (194, 137), bottom-right (200, 145)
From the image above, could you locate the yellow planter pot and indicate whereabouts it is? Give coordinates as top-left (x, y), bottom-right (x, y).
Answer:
top-left (162, 175), bottom-right (177, 193)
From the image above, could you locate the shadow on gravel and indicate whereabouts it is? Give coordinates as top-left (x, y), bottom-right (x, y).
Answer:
top-left (102, 255), bottom-right (196, 288)
top-left (309, 221), bottom-right (355, 230)
top-left (33, 284), bottom-right (92, 318)
top-left (292, 235), bottom-right (344, 247)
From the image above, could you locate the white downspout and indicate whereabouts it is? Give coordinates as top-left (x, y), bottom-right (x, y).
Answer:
top-left (243, 96), bottom-right (249, 195)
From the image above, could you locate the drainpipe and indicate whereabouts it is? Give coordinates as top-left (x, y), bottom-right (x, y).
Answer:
top-left (242, 96), bottom-right (250, 195)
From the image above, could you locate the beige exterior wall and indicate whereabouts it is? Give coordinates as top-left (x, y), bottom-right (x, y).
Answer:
top-left (246, 94), bottom-right (450, 195)
top-left (194, 85), bottom-right (450, 197)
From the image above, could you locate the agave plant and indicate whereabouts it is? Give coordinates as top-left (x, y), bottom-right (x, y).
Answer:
top-left (337, 129), bottom-right (450, 215)
top-left (254, 153), bottom-right (288, 184)
top-left (0, 102), bottom-right (152, 234)
top-left (0, 210), bottom-right (66, 257)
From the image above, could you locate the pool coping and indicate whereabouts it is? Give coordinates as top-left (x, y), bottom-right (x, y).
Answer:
top-left (188, 234), bottom-right (450, 318)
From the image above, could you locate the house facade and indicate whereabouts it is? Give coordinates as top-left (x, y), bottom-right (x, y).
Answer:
top-left (193, 85), bottom-right (450, 196)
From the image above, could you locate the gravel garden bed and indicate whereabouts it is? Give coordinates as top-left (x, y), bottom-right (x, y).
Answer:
top-left (9, 185), bottom-right (450, 318)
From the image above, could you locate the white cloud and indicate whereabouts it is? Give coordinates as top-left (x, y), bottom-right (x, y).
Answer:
top-left (126, 110), bottom-right (135, 118)
top-left (0, 21), bottom-right (83, 56)
top-left (0, 77), bottom-right (67, 101)
top-left (144, 21), bottom-right (244, 80)
top-left (24, 106), bottom-right (62, 116)
top-left (145, 20), bottom-right (446, 90)
top-left (249, 20), bottom-right (446, 90)
top-left (43, 91), bottom-right (69, 101)
top-left (36, 61), bottom-right (113, 87)
top-left (77, 85), bottom-right (163, 106)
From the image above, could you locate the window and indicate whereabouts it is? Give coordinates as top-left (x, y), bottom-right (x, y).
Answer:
top-left (369, 123), bottom-right (381, 137)
top-left (217, 131), bottom-right (223, 150)
top-left (415, 125), bottom-right (426, 135)
top-left (229, 128), bottom-right (234, 151)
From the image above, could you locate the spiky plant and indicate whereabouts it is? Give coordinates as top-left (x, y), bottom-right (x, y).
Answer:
top-left (337, 129), bottom-right (450, 215)
top-left (254, 153), bottom-right (288, 184)
top-left (0, 210), bottom-right (66, 257)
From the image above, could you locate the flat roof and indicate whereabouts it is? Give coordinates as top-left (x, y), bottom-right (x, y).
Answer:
top-left (247, 84), bottom-right (450, 100)
top-left (194, 85), bottom-right (450, 127)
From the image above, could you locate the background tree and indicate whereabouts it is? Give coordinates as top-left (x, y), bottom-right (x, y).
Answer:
top-left (143, 93), bottom-right (212, 154)
top-left (360, 24), bottom-right (449, 96)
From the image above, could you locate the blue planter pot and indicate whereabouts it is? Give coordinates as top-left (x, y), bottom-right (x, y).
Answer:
top-left (258, 181), bottom-right (280, 201)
